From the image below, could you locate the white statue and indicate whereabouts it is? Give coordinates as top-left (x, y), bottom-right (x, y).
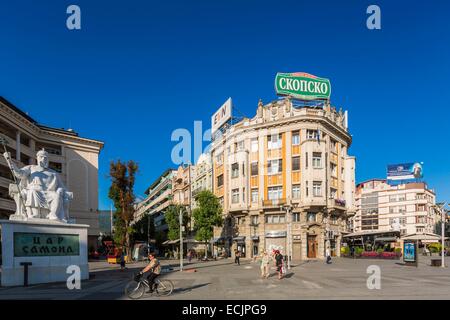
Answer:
top-left (3, 149), bottom-right (73, 222)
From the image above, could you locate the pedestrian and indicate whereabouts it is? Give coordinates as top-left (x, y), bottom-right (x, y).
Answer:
top-left (120, 250), bottom-right (126, 272)
top-left (187, 250), bottom-right (192, 263)
top-left (235, 249), bottom-right (241, 266)
top-left (260, 250), bottom-right (271, 279)
top-left (326, 246), bottom-right (332, 265)
top-left (274, 250), bottom-right (284, 280)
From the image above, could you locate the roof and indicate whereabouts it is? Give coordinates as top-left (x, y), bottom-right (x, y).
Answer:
top-left (0, 96), bottom-right (105, 146)
top-left (343, 230), bottom-right (400, 238)
top-left (144, 168), bottom-right (176, 195)
top-left (401, 233), bottom-right (447, 241)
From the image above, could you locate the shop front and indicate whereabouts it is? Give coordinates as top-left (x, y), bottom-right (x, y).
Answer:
top-left (265, 231), bottom-right (287, 254)
top-left (233, 236), bottom-right (246, 258)
top-left (251, 236), bottom-right (260, 258)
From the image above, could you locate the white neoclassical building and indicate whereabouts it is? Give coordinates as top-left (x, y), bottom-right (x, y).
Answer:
top-left (0, 96), bottom-right (104, 247)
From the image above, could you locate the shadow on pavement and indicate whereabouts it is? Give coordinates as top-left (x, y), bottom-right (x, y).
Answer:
top-left (172, 283), bottom-right (211, 295)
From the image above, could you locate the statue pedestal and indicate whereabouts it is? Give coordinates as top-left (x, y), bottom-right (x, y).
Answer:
top-left (0, 219), bottom-right (89, 287)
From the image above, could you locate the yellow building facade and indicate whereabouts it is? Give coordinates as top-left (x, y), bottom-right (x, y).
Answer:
top-left (211, 98), bottom-right (355, 260)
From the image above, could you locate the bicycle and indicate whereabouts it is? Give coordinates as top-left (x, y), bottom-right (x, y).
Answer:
top-left (125, 273), bottom-right (174, 300)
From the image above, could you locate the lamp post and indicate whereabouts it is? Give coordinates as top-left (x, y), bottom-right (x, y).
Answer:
top-left (179, 207), bottom-right (184, 272)
top-left (433, 203), bottom-right (447, 268)
top-left (282, 204), bottom-right (292, 270)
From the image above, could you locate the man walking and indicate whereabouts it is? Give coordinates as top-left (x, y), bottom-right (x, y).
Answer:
top-left (235, 249), bottom-right (241, 266)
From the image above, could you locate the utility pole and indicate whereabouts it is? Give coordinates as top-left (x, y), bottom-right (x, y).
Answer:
top-left (441, 203), bottom-right (447, 268)
top-left (179, 207), bottom-right (184, 272)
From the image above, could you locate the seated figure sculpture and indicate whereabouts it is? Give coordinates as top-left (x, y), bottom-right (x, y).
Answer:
top-left (3, 149), bottom-right (73, 222)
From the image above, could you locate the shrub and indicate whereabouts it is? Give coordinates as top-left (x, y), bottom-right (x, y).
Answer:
top-left (376, 248), bottom-right (384, 254)
top-left (341, 246), bottom-right (350, 256)
top-left (355, 247), bottom-right (364, 256)
top-left (361, 251), bottom-right (378, 258)
top-left (428, 243), bottom-right (442, 253)
top-left (380, 252), bottom-right (398, 259)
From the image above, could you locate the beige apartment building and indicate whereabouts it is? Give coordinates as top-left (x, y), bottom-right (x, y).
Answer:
top-left (211, 98), bottom-right (356, 260)
top-left (354, 179), bottom-right (438, 236)
top-left (0, 96), bottom-right (104, 247)
top-left (133, 169), bottom-right (176, 236)
top-left (191, 153), bottom-right (213, 210)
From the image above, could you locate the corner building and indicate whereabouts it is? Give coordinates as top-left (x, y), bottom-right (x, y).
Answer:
top-left (211, 98), bottom-right (356, 260)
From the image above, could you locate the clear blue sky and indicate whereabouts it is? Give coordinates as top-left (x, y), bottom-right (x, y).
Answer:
top-left (1, 0), bottom-right (449, 209)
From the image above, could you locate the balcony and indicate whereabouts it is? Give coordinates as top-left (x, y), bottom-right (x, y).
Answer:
top-left (262, 198), bottom-right (287, 208)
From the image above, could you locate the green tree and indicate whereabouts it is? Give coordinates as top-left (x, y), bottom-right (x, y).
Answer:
top-left (132, 213), bottom-right (155, 243)
top-left (108, 160), bottom-right (138, 261)
top-left (192, 190), bottom-right (223, 258)
top-left (165, 204), bottom-right (189, 241)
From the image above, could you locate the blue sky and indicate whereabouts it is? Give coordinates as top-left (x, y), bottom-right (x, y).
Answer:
top-left (0, 0), bottom-right (449, 208)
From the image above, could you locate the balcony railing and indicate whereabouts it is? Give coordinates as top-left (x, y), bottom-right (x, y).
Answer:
top-left (262, 198), bottom-right (287, 207)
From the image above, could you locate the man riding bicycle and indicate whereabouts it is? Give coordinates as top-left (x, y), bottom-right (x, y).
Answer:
top-left (139, 252), bottom-right (161, 293)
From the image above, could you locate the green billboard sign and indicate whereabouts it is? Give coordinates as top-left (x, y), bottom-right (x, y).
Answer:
top-left (14, 232), bottom-right (80, 257)
top-left (275, 72), bottom-right (331, 100)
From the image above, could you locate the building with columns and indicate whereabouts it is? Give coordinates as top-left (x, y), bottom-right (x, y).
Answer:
top-left (0, 96), bottom-right (104, 247)
top-left (211, 98), bottom-right (356, 260)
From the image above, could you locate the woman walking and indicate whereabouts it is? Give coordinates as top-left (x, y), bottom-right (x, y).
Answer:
top-left (260, 250), bottom-right (271, 279)
top-left (274, 250), bottom-right (284, 280)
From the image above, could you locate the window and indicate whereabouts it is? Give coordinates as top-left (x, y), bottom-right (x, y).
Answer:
top-left (398, 206), bottom-right (406, 213)
top-left (232, 189), bottom-right (239, 204)
top-left (251, 189), bottom-right (258, 203)
top-left (313, 181), bottom-right (322, 197)
top-left (251, 138), bottom-right (258, 152)
top-left (251, 215), bottom-right (259, 225)
top-left (251, 162), bottom-right (258, 176)
top-left (265, 214), bottom-right (286, 224)
top-left (237, 141), bottom-right (244, 151)
top-left (307, 212), bottom-right (317, 223)
top-left (292, 131), bottom-right (300, 145)
top-left (231, 163), bottom-right (239, 178)
top-left (215, 153), bottom-right (223, 165)
top-left (330, 139), bottom-right (337, 153)
top-left (305, 152), bottom-right (308, 169)
top-left (268, 186), bottom-right (283, 200)
top-left (398, 194), bottom-right (406, 202)
top-left (307, 129), bottom-right (318, 140)
top-left (330, 188), bottom-right (337, 199)
top-left (268, 159), bottom-right (282, 175)
top-left (292, 184), bottom-right (301, 199)
top-left (268, 134), bottom-right (282, 150)
top-left (330, 163), bottom-right (337, 177)
top-left (306, 181), bottom-right (309, 197)
top-left (292, 156), bottom-right (300, 171)
top-left (312, 152), bottom-right (322, 168)
top-left (217, 174), bottom-right (223, 187)
top-left (293, 213), bottom-right (300, 222)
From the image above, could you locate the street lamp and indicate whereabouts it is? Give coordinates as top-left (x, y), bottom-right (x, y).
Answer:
top-left (281, 203), bottom-right (296, 270)
top-left (433, 203), bottom-right (447, 268)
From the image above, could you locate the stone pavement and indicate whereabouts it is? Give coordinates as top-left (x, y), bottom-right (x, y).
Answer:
top-left (0, 256), bottom-right (449, 300)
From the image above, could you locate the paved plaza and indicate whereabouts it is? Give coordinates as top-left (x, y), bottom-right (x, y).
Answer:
top-left (0, 256), bottom-right (449, 300)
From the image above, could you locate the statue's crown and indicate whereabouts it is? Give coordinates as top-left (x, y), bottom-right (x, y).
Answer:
top-left (36, 148), bottom-right (48, 158)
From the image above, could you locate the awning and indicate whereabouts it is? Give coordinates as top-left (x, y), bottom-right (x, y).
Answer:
top-left (251, 236), bottom-right (260, 241)
top-left (211, 237), bottom-right (225, 244)
top-left (401, 233), bottom-right (447, 242)
top-left (374, 237), bottom-right (398, 242)
top-left (233, 236), bottom-right (246, 243)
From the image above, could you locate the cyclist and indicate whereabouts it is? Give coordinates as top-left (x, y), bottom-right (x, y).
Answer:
top-left (139, 252), bottom-right (161, 292)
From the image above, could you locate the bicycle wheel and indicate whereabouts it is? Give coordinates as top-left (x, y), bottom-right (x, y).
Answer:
top-left (125, 281), bottom-right (145, 300)
top-left (156, 279), bottom-right (174, 297)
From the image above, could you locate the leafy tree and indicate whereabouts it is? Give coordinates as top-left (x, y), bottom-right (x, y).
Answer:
top-left (192, 190), bottom-right (223, 258)
top-left (165, 204), bottom-right (189, 241)
top-left (132, 213), bottom-right (155, 242)
top-left (108, 160), bottom-right (138, 261)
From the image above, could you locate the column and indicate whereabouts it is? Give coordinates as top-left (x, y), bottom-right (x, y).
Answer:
top-left (29, 139), bottom-right (36, 165)
top-left (15, 131), bottom-right (21, 162)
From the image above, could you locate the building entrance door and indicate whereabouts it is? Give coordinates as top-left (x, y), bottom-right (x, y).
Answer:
top-left (307, 235), bottom-right (317, 258)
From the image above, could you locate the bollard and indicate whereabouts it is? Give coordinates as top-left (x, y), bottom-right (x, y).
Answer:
top-left (20, 262), bottom-right (32, 287)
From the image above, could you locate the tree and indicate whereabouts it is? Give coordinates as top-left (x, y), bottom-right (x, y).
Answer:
top-left (192, 190), bottom-right (223, 258)
top-left (132, 213), bottom-right (155, 243)
top-left (108, 160), bottom-right (138, 261)
top-left (165, 204), bottom-right (189, 241)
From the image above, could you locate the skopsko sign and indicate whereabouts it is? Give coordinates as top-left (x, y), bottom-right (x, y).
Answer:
top-left (275, 72), bottom-right (331, 100)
